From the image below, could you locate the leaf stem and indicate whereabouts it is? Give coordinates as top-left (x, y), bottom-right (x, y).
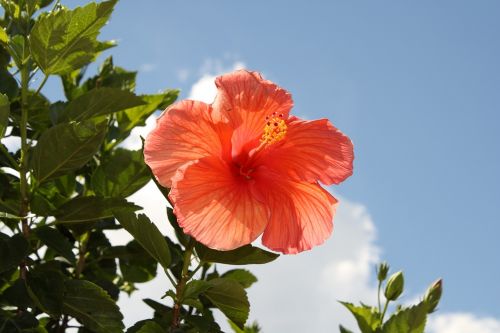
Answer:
top-left (75, 232), bottom-right (89, 279)
top-left (34, 74), bottom-right (49, 96)
top-left (0, 143), bottom-right (19, 169)
top-left (171, 238), bottom-right (195, 328)
top-left (164, 268), bottom-right (177, 286)
top-left (18, 53), bottom-right (31, 280)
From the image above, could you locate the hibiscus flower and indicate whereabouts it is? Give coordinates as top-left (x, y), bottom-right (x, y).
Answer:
top-left (144, 70), bottom-right (353, 254)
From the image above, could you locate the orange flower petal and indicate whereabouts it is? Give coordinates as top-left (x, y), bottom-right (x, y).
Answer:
top-left (144, 100), bottom-right (232, 187)
top-left (261, 116), bottom-right (354, 185)
top-left (169, 157), bottom-right (268, 251)
top-left (212, 70), bottom-right (293, 159)
top-left (255, 168), bottom-right (337, 254)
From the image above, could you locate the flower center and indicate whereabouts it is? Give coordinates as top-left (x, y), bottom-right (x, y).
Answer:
top-left (260, 112), bottom-right (287, 145)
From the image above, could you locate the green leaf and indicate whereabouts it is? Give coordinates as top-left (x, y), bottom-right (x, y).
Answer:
top-left (134, 320), bottom-right (164, 333)
top-left (0, 27), bottom-right (8, 44)
top-left (142, 298), bottom-right (170, 312)
top-left (221, 269), bottom-right (258, 289)
top-left (27, 267), bottom-right (66, 316)
top-left (62, 279), bottom-right (124, 333)
top-left (0, 69), bottom-right (19, 100)
top-left (82, 56), bottom-right (136, 93)
top-left (339, 325), bottom-right (355, 333)
top-left (339, 302), bottom-right (381, 333)
top-left (204, 278), bottom-right (250, 329)
top-left (0, 233), bottom-right (29, 273)
top-left (229, 321), bottom-right (262, 333)
top-left (3, 279), bottom-right (33, 309)
top-left (60, 87), bottom-right (144, 122)
top-left (55, 196), bottom-right (140, 223)
top-left (0, 310), bottom-right (39, 332)
top-left (30, 0), bottom-right (118, 74)
top-left (114, 210), bottom-right (171, 269)
top-left (187, 314), bottom-right (223, 333)
top-left (8, 35), bottom-right (29, 67)
top-left (119, 241), bottom-right (157, 283)
top-left (182, 280), bottom-right (211, 301)
top-left (92, 148), bottom-right (150, 197)
top-left (30, 120), bottom-right (107, 183)
top-left (196, 243), bottom-right (279, 265)
top-left (382, 302), bottom-right (428, 333)
top-left (33, 225), bottom-right (76, 263)
top-left (117, 90), bottom-right (179, 132)
top-left (0, 93), bottom-right (8, 138)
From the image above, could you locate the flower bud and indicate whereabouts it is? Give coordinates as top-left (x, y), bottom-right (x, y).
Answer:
top-left (424, 279), bottom-right (443, 313)
top-left (377, 262), bottom-right (390, 282)
top-left (384, 271), bottom-right (404, 301)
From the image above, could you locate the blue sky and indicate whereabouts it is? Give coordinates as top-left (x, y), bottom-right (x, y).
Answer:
top-left (48, 1), bottom-right (500, 331)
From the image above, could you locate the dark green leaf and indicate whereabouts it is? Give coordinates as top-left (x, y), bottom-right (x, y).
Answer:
top-left (134, 320), bottom-right (164, 333)
top-left (114, 210), bottom-right (171, 269)
top-left (117, 90), bottom-right (179, 132)
top-left (92, 148), bottom-right (150, 197)
top-left (33, 225), bottom-right (76, 263)
top-left (340, 302), bottom-right (381, 333)
top-left (3, 279), bottom-right (33, 309)
top-left (196, 244), bottom-right (279, 265)
top-left (187, 315), bottom-right (223, 333)
top-left (382, 302), bottom-right (428, 333)
top-left (55, 196), bottom-right (140, 223)
top-left (0, 310), bottom-right (39, 332)
top-left (221, 269), bottom-right (257, 289)
top-left (0, 69), bottom-right (19, 100)
top-left (0, 233), bottom-right (29, 273)
top-left (27, 266), bottom-right (66, 316)
top-left (183, 280), bottom-right (211, 301)
top-left (0, 93), bottom-right (8, 137)
top-left (82, 56), bottom-right (136, 93)
top-left (60, 87), bottom-right (144, 122)
top-left (30, 0), bottom-right (118, 74)
top-left (204, 278), bottom-right (249, 329)
top-left (30, 120), bottom-right (107, 183)
top-left (229, 321), bottom-right (261, 333)
top-left (62, 279), bottom-right (124, 333)
top-left (119, 241), bottom-right (157, 283)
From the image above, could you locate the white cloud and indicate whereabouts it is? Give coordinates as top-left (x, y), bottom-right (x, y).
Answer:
top-left (138, 63), bottom-right (156, 73)
top-left (176, 68), bottom-right (190, 82)
top-left (188, 61), bottom-right (245, 104)
top-left (428, 313), bottom-right (500, 333)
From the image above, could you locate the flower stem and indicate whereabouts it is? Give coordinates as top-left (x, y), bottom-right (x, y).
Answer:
top-left (377, 279), bottom-right (382, 313)
top-left (171, 238), bottom-right (195, 328)
top-left (381, 299), bottom-right (390, 323)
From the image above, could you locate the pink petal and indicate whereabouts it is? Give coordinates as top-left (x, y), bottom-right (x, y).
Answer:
top-left (144, 100), bottom-right (232, 187)
top-left (261, 116), bottom-right (354, 185)
top-left (212, 70), bottom-right (293, 160)
top-left (254, 168), bottom-right (337, 254)
top-left (169, 157), bottom-right (268, 251)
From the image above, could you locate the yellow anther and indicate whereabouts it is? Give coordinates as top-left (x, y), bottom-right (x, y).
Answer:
top-left (260, 116), bottom-right (287, 145)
